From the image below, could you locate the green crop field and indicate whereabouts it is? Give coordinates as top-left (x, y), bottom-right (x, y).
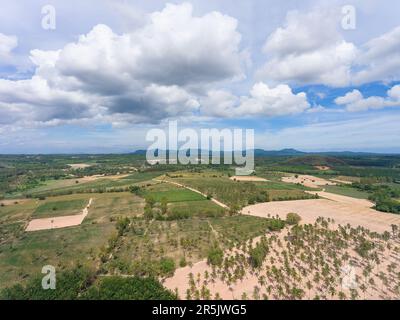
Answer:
top-left (164, 173), bottom-right (315, 208)
top-left (0, 221), bottom-right (116, 289)
top-left (33, 198), bottom-right (87, 218)
top-left (145, 188), bottom-right (205, 202)
top-left (323, 185), bottom-right (370, 199)
top-left (210, 215), bottom-right (282, 244)
top-left (168, 200), bottom-right (225, 218)
top-left (0, 191), bottom-right (145, 289)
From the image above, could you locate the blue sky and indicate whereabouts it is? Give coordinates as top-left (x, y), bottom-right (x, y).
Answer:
top-left (0, 0), bottom-right (400, 153)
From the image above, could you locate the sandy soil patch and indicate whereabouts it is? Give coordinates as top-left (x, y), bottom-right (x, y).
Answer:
top-left (165, 188), bottom-right (400, 300)
top-left (306, 190), bottom-right (374, 207)
top-left (71, 173), bottom-right (129, 183)
top-left (282, 174), bottom-right (336, 188)
top-left (0, 199), bottom-right (30, 206)
top-left (164, 259), bottom-right (262, 300)
top-left (104, 173), bottom-right (131, 180)
top-left (67, 163), bottom-right (93, 169)
top-left (164, 225), bottom-right (400, 300)
top-left (315, 166), bottom-right (331, 171)
top-left (26, 198), bottom-right (93, 232)
top-left (77, 175), bottom-right (104, 182)
top-left (242, 194), bottom-right (400, 233)
top-left (330, 179), bottom-right (353, 185)
top-left (230, 176), bottom-right (268, 182)
top-left (336, 176), bottom-right (360, 183)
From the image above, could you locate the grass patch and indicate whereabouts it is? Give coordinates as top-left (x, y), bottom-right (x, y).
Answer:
top-left (323, 185), bottom-right (369, 199)
top-left (210, 215), bottom-right (283, 244)
top-left (0, 221), bottom-right (115, 289)
top-left (109, 219), bottom-right (214, 273)
top-left (145, 189), bottom-right (205, 203)
top-left (166, 174), bottom-right (315, 207)
top-left (121, 172), bottom-right (162, 182)
top-left (168, 200), bottom-right (225, 218)
top-left (33, 199), bottom-right (87, 218)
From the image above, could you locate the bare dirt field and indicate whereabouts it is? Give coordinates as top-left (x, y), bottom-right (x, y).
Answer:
top-left (230, 176), bottom-right (268, 182)
top-left (67, 163), bottom-right (93, 169)
top-left (164, 258), bottom-right (261, 299)
top-left (165, 190), bottom-right (400, 300)
top-left (77, 175), bottom-right (103, 182)
top-left (164, 223), bottom-right (400, 300)
top-left (242, 193), bottom-right (400, 233)
top-left (104, 173), bottom-right (131, 180)
top-left (25, 198), bottom-right (93, 232)
top-left (282, 174), bottom-right (336, 188)
top-left (68, 173), bottom-right (130, 184)
top-left (78, 173), bottom-right (131, 182)
top-left (330, 179), bottom-right (353, 185)
top-left (46, 174), bottom-right (130, 191)
top-left (0, 199), bottom-right (30, 206)
top-left (306, 190), bottom-right (373, 207)
top-left (315, 166), bottom-right (331, 171)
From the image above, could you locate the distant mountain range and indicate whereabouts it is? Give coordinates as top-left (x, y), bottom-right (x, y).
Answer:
top-left (131, 148), bottom-right (394, 157)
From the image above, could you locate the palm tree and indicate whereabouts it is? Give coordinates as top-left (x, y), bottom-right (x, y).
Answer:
top-left (338, 291), bottom-right (346, 300)
top-left (214, 292), bottom-right (221, 300)
top-left (360, 283), bottom-right (367, 299)
top-left (306, 280), bottom-right (313, 299)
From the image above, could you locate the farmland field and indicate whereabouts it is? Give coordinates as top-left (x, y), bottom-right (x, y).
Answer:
top-left (323, 185), bottom-right (370, 199)
top-left (164, 172), bottom-right (316, 208)
top-left (33, 198), bottom-right (87, 218)
top-left (1, 153), bottom-right (400, 300)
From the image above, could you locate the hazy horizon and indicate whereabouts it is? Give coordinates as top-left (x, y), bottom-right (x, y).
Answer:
top-left (2, 147), bottom-right (400, 155)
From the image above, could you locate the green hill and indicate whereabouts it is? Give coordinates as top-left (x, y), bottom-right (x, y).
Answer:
top-left (284, 155), bottom-right (347, 167)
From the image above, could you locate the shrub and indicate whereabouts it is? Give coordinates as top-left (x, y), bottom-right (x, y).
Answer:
top-left (207, 246), bottom-right (224, 266)
top-left (161, 197), bottom-right (168, 215)
top-left (129, 185), bottom-right (142, 195)
top-left (158, 257), bottom-right (176, 277)
top-left (249, 240), bottom-right (269, 268)
top-left (144, 206), bottom-right (154, 220)
top-left (145, 195), bottom-right (156, 208)
top-left (355, 239), bottom-right (375, 258)
top-left (179, 257), bottom-right (187, 267)
top-left (116, 217), bottom-right (130, 235)
top-left (286, 212), bottom-right (301, 225)
top-left (266, 218), bottom-right (286, 231)
top-left (82, 276), bottom-right (177, 300)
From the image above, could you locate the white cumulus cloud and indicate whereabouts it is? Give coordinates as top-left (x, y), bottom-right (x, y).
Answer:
top-left (335, 85), bottom-right (400, 112)
top-left (0, 33), bottom-right (18, 65)
top-left (0, 3), bottom-right (244, 128)
top-left (257, 8), bottom-right (400, 88)
top-left (353, 26), bottom-right (400, 85)
top-left (201, 82), bottom-right (310, 117)
top-left (257, 9), bottom-right (357, 87)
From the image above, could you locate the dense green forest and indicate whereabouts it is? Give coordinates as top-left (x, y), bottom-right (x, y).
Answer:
top-left (0, 267), bottom-right (176, 300)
